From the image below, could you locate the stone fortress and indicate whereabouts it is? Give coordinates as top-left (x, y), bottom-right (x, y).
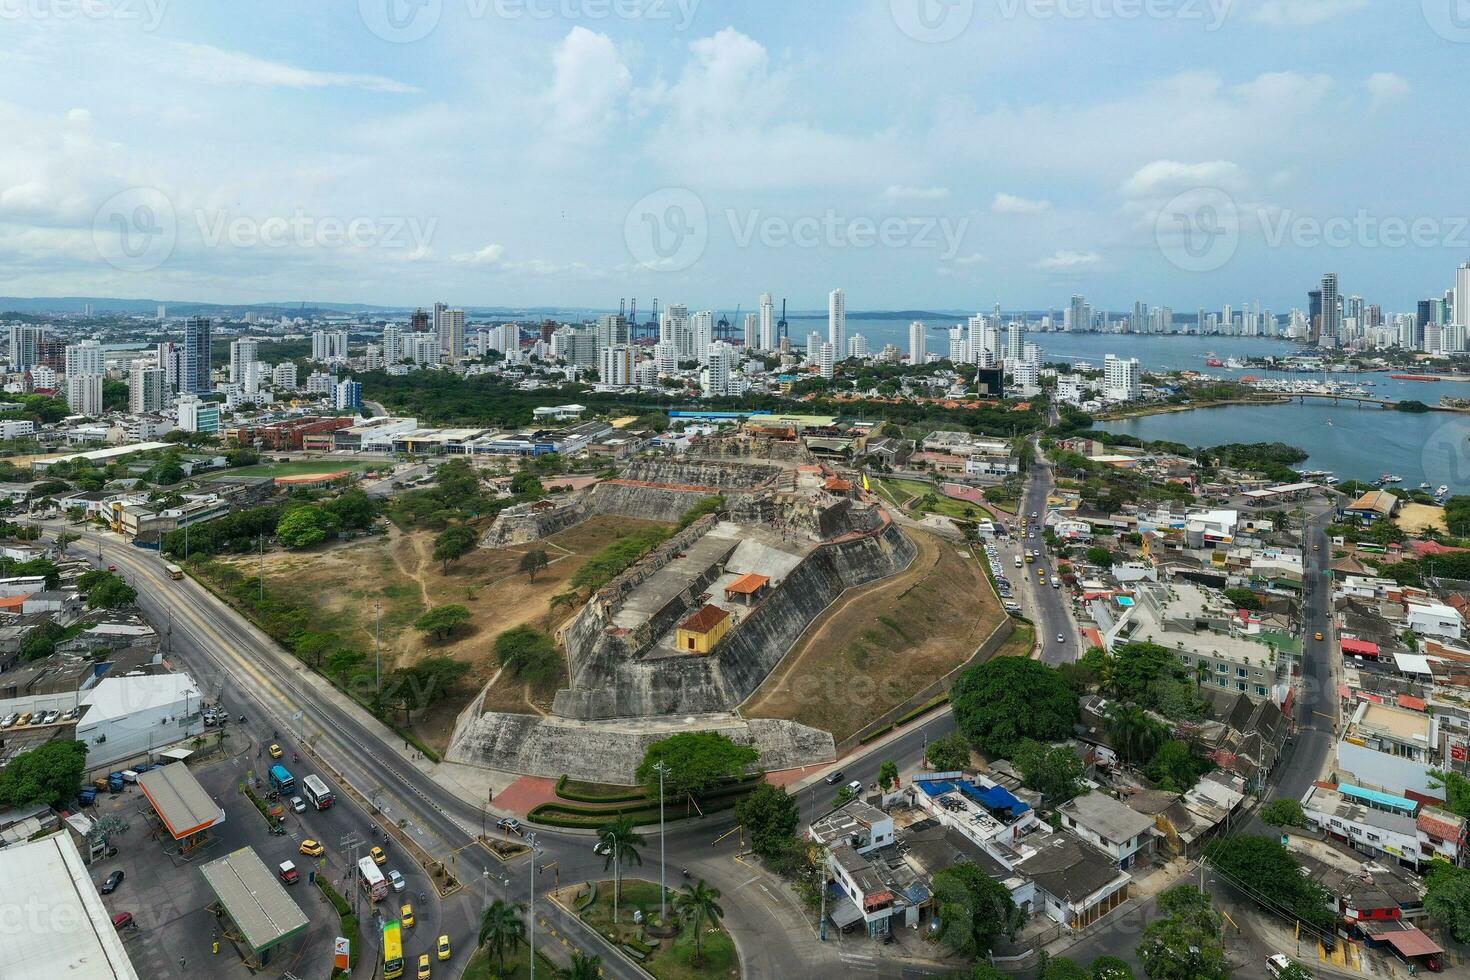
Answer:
top-left (448, 431), bottom-right (918, 782)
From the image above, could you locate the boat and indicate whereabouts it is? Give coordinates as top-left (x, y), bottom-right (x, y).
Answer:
top-left (1439, 485), bottom-right (1450, 496)
top-left (1384, 474), bottom-right (1402, 483)
top-left (1420, 482), bottom-right (1433, 490)
top-left (1205, 358), bottom-right (1224, 368)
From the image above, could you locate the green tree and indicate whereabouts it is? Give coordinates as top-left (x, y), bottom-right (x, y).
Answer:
top-left (1039, 957), bottom-right (1090, 980)
top-left (413, 604), bottom-right (472, 641)
top-left (476, 899), bottom-right (525, 973)
top-left (636, 731), bottom-right (759, 801)
top-left (1106, 704), bottom-right (1168, 764)
top-left (733, 783), bottom-right (800, 861)
top-left (931, 861), bottom-right (1024, 957)
top-left (323, 487), bottom-right (377, 530)
top-left (325, 648), bottom-right (367, 682)
top-left (1138, 915), bottom-right (1228, 980)
top-left (554, 951), bottom-right (602, 980)
top-left (509, 471), bottom-right (545, 498)
top-left (294, 631), bottom-right (340, 670)
top-left (1012, 739), bottom-right (1086, 803)
top-left (518, 548), bottom-right (549, 583)
top-left (1084, 546), bottom-right (1115, 567)
top-left (275, 505), bottom-right (333, 548)
top-left (0, 739), bottom-right (88, 807)
top-left (1259, 798), bottom-right (1308, 828)
top-left (491, 626), bottom-right (561, 685)
top-left (926, 731), bottom-right (971, 771)
top-left (878, 759), bottom-right (900, 791)
top-left (1089, 955), bottom-right (1135, 979)
top-left (1204, 834), bottom-right (1336, 934)
top-left (20, 621), bottom-right (63, 661)
top-left (1223, 587), bottom-right (1262, 611)
top-left (432, 524), bottom-right (479, 574)
top-left (1145, 739), bottom-right (1205, 792)
top-left (950, 657), bottom-right (1079, 757)
top-left (673, 878), bottom-right (725, 966)
top-left (86, 574), bottom-right (137, 610)
top-left (596, 815), bottom-right (645, 923)
top-left (1424, 862), bottom-right (1470, 942)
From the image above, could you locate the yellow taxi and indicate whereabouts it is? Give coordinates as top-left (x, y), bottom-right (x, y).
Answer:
top-left (268, 743), bottom-right (283, 759)
top-left (371, 846), bottom-right (387, 866)
top-left (1314, 631), bottom-right (1325, 641)
top-left (436, 935), bottom-right (451, 961)
top-left (417, 953), bottom-right (431, 978)
top-left (299, 839), bottom-right (324, 857)
top-left (401, 903), bottom-right (415, 928)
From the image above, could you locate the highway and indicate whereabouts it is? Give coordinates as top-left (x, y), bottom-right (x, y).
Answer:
top-left (1020, 446), bottom-right (1080, 665)
top-left (52, 521), bottom-right (966, 978)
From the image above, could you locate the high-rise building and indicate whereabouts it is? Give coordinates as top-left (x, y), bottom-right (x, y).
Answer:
top-left (661, 304), bottom-right (689, 357)
top-left (311, 330), bottom-right (348, 363)
top-left (1455, 263), bottom-right (1470, 327)
top-left (64, 373), bottom-right (103, 415)
top-left (1308, 289), bottom-right (1324, 344)
top-left (129, 365), bottom-right (165, 413)
top-left (410, 308), bottom-right (430, 333)
top-left (230, 338), bottom-right (259, 383)
top-left (817, 342), bottom-right (835, 380)
top-left (691, 311), bottom-right (715, 364)
top-left (176, 392), bottom-right (221, 433)
top-left (1319, 274), bottom-right (1340, 346)
top-left (1103, 354), bottom-right (1142, 403)
top-left (181, 317), bottom-right (212, 394)
top-left (273, 362), bottom-right (298, 388)
top-left (828, 288), bottom-right (846, 354)
top-left (64, 340), bottom-right (105, 378)
top-left (908, 320), bottom-right (927, 364)
top-left (1006, 322), bottom-right (1025, 363)
top-left (333, 379), bottom-right (363, 411)
top-left (807, 331), bottom-right (824, 357)
top-left (382, 326), bottom-right (405, 365)
top-left (437, 309), bottom-right (466, 360)
top-left (599, 344), bottom-right (635, 386)
top-left (1067, 295), bottom-right (1085, 333)
top-left (743, 313), bottom-right (759, 350)
top-left (156, 341), bottom-right (181, 390)
top-left (847, 334), bottom-right (868, 359)
top-left (7, 325), bottom-right (45, 371)
top-left (596, 314), bottom-right (629, 352)
top-left (703, 343), bottom-right (739, 397)
top-left (758, 293), bottom-right (776, 351)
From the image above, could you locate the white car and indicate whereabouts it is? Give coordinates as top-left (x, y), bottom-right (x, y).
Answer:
top-left (388, 869), bottom-right (406, 892)
top-left (0, 713), bottom-right (15, 728)
top-left (290, 796), bottom-right (306, 813)
top-left (1056, 634), bottom-right (1065, 643)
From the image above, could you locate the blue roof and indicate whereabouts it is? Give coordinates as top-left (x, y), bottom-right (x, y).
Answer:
top-left (1340, 782), bottom-right (1416, 813)
top-left (961, 781), bottom-right (1032, 815)
top-left (917, 780), bottom-right (956, 796)
top-left (668, 410), bottom-right (749, 418)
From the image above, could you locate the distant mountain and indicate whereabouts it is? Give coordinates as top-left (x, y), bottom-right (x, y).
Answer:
top-left (0, 296), bottom-right (600, 318)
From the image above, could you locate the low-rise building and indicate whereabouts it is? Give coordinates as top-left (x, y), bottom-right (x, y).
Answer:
top-left (1055, 792), bottom-right (1157, 870)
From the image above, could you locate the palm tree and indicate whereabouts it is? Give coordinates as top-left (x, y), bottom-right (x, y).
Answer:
top-left (1195, 661), bottom-right (1210, 690)
top-left (1105, 704), bottom-right (1166, 764)
top-left (555, 951), bottom-right (602, 980)
top-left (674, 878), bottom-right (725, 966)
top-left (476, 899), bottom-right (526, 973)
top-left (596, 815), bottom-right (645, 924)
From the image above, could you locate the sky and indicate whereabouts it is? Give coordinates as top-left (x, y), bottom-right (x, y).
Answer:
top-left (0, 0), bottom-right (1466, 314)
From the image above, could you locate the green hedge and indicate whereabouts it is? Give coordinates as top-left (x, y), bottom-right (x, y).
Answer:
top-left (316, 878), bottom-right (360, 973)
top-left (858, 723), bottom-right (894, 744)
top-left (895, 693), bottom-right (950, 727)
top-left (530, 781), bottom-right (756, 828)
top-left (554, 774), bottom-right (647, 804)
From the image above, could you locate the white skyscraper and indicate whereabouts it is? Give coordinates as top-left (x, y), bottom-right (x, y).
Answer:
top-left (311, 330), bottom-right (348, 363)
top-left (64, 340), bottom-right (105, 378)
top-left (847, 334), bottom-right (868, 359)
top-left (600, 344), bottom-right (635, 386)
top-left (129, 365), bottom-right (165, 413)
top-left (703, 342), bottom-right (739, 397)
top-left (948, 326), bottom-right (970, 365)
top-left (818, 342), bottom-right (835, 380)
top-left (743, 313), bottom-right (759, 350)
top-left (65, 373), bottom-right (103, 415)
top-left (1104, 354), bottom-right (1142, 402)
top-left (8, 325), bottom-right (45, 371)
top-left (662, 304), bottom-right (690, 358)
top-left (382, 326), bottom-right (405, 365)
top-left (691, 311), bottom-right (715, 364)
top-left (230, 338), bottom-right (259, 383)
top-left (758, 293), bottom-right (776, 351)
top-left (1006, 322), bottom-right (1026, 363)
top-left (828, 288), bottom-right (846, 353)
top-left (1455, 263), bottom-right (1470, 327)
top-left (908, 320), bottom-right (927, 364)
top-left (440, 309), bottom-right (466, 360)
top-left (653, 343), bottom-right (678, 376)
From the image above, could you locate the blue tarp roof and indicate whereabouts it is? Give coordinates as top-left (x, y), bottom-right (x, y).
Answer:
top-left (916, 780), bottom-right (956, 795)
top-left (1340, 782), bottom-right (1416, 813)
top-left (960, 781), bottom-right (1032, 815)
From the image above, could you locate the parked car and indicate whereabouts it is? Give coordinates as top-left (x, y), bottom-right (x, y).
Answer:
top-left (846, 780), bottom-right (863, 794)
top-left (100, 870), bottom-right (124, 894)
top-left (388, 869), bottom-right (406, 892)
top-left (111, 912), bottom-right (135, 930)
top-left (278, 861), bottom-right (299, 885)
top-left (495, 817), bottom-right (522, 836)
top-left (823, 770), bottom-right (845, 785)
top-left (42, 710), bottom-right (60, 725)
top-left (0, 713), bottom-right (15, 728)
top-left (299, 839), bottom-right (324, 857)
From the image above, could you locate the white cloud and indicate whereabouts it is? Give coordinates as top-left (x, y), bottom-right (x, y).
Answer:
top-left (1119, 160), bottom-right (1248, 200)
top-left (1035, 250), bottom-right (1101, 271)
top-left (949, 252), bottom-right (986, 266)
top-left (168, 42), bottom-right (419, 94)
top-left (884, 185), bottom-right (949, 200)
top-left (1365, 72), bottom-right (1410, 110)
top-left (547, 28), bottom-right (631, 143)
top-left (1250, 0), bottom-right (1367, 27)
top-left (451, 244), bottom-right (506, 265)
top-left (991, 192), bottom-right (1050, 214)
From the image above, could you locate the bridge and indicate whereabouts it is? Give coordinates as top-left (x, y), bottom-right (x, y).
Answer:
top-left (1261, 391), bottom-right (1469, 413)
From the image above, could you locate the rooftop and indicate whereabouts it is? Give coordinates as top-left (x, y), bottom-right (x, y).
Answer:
top-left (198, 847), bottom-right (309, 953)
top-left (138, 763), bottom-right (224, 839)
top-left (0, 833), bottom-right (140, 979)
top-left (1057, 791), bottom-right (1156, 844)
top-left (1012, 830), bottom-right (1127, 904)
top-left (79, 673), bottom-right (202, 726)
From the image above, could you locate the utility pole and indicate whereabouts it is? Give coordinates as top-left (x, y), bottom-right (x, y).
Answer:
top-left (374, 602), bottom-right (382, 694)
top-left (818, 844), bottom-right (828, 941)
top-left (653, 761), bottom-right (670, 922)
top-left (526, 832), bottom-right (541, 979)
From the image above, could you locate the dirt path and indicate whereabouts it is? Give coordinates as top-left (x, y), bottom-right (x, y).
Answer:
top-left (741, 529), bottom-right (940, 716)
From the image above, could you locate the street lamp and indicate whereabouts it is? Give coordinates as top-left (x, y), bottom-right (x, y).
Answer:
top-left (653, 760), bottom-right (670, 922)
top-left (525, 832), bottom-right (542, 979)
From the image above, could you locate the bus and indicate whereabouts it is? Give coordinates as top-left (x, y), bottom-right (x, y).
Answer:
top-left (382, 919), bottom-right (405, 979)
top-left (301, 774), bottom-right (334, 810)
top-left (267, 764), bottom-right (294, 794)
top-left (164, 563), bottom-right (184, 580)
top-left (358, 855), bottom-right (388, 902)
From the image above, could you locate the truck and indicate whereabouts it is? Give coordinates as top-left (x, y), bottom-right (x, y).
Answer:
top-left (77, 786), bottom-right (98, 807)
top-left (268, 764), bottom-right (295, 794)
top-left (164, 563), bottom-right (184, 580)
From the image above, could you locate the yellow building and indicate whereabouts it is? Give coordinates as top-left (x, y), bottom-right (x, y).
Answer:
top-left (675, 604), bottom-right (732, 654)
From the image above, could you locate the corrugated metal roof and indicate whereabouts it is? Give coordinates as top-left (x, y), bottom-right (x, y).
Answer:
top-left (139, 764), bottom-right (223, 839)
top-left (198, 848), bottom-right (308, 952)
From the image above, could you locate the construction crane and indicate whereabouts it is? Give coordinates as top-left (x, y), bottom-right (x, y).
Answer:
top-left (777, 299), bottom-right (788, 342)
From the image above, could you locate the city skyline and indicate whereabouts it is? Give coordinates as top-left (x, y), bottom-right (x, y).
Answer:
top-left (2, 3), bottom-right (1466, 310)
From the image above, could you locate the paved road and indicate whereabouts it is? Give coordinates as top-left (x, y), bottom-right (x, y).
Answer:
top-left (1019, 450), bottom-right (1080, 665)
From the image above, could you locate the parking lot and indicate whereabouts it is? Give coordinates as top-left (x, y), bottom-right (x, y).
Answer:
top-left (85, 727), bottom-right (451, 978)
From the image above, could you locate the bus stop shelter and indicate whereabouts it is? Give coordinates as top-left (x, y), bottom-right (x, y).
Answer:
top-left (138, 763), bottom-right (224, 852)
top-left (199, 847), bottom-right (309, 968)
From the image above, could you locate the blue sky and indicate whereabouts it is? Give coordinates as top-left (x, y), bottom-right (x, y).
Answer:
top-left (1, 0), bottom-right (1465, 313)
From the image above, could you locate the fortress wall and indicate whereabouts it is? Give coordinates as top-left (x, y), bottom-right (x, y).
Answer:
top-left (445, 712), bottom-right (835, 783)
top-left (480, 496), bottom-right (590, 547)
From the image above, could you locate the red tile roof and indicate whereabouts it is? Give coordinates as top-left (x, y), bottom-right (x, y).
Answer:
top-left (678, 604), bottom-right (730, 634)
top-left (724, 573), bottom-right (770, 595)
